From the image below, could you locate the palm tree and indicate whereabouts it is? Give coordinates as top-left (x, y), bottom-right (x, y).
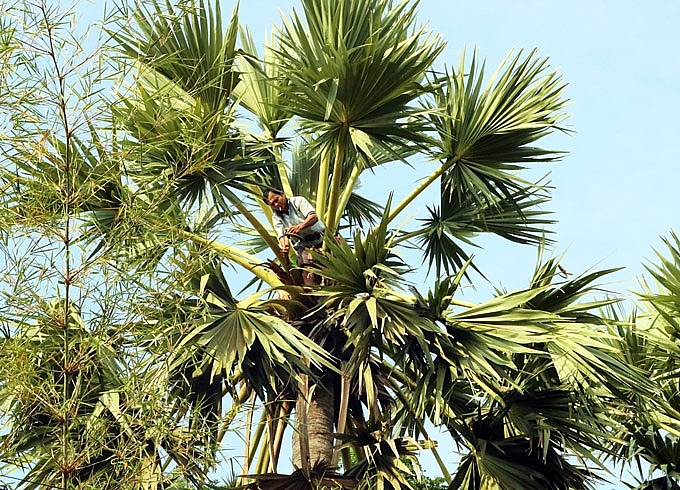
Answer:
top-left (600, 231), bottom-right (680, 490)
top-left (0, 0), bottom-right (656, 489)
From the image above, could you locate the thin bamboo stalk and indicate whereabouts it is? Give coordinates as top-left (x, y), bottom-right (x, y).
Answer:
top-left (269, 400), bottom-right (293, 472)
top-left (243, 390), bottom-right (257, 477)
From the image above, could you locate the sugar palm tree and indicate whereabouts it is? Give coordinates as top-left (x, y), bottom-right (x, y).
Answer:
top-left (0, 0), bottom-right (655, 489)
top-left (100, 0), bottom-right (655, 488)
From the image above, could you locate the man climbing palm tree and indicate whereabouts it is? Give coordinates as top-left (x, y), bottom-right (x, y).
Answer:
top-left (263, 188), bottom-right (325, 284)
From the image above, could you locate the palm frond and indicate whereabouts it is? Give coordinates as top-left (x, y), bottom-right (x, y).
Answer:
top-left (313, 202), bottom-right (410, 299)
top-left (110, 0), bottom-right (240, 111)
top-left (403, 172), bottom-right (555, 279)
top-left (164, 258), bottom-right (336, 400)
top-left (235, 29), bottom-right (292, 140)
top-left (343, 429), bottom-right (430, 490)
top-left (451, 436), bottom-right (601, 490)
top-left (273, 0), bottom-right (445, 231)
top-left (113, 65), bottom-right (264, 212)
top-left (340, 190), bottom-right (384, 233)
top-left (639, 231), bottom-right (680, 338)
top-left (428, 48), bottom-right (569, 208)
top-left (275, 0), bottom-right (442, 138)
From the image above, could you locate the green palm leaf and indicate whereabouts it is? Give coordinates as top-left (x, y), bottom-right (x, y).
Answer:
top-left (452, 436), bottom-right (599, 490)
top-left (113, 63), bottom-right (263, 210)
top-left (110, 0), bottom-right (275, 225)
top-left (166, 258), bottom-right (335, 397)
top-left (428, 48), bottom-right (568, 207)
top-left (235, 30), bottom-right (292, 140)
top-left (274, 0), bottom-right (445, 232)
top-left (523, 268), bottom-right (654, 399)
top-left (110, 0), bottom-right (240, 111)
top-left (313, 200), bottom-right (410, 298)
top-left (411, 179), bottom-right (555, 277)
top-left (342, 430), bottom-right (430, 490)
top-left (639, 231), bottom-right (680, 337)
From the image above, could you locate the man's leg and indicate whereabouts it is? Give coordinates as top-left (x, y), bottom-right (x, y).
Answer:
top-left (298, 248), bottom-right (318, 285)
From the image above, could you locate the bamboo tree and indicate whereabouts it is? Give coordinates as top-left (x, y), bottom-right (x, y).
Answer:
top-left (0, 2), bottom-right (232, 488)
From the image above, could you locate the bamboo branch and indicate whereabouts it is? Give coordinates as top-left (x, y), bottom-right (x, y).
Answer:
top-left (269, 400), bottom-right (293, 472)
top-left (252, 410), bottom-right (270, 475)
top-left (243, 390), bottom-right (257, 477)
top-left (217, 382), bottom-right (251, 444)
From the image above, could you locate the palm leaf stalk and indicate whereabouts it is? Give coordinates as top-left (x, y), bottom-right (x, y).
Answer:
top-left (334, 165), bottom-right (362, 229)
top-left (222, 194), bottom-right (288, 263)
top-left (325, 132), bottom-right (349, 236)
top-left (177, 229), bottom-right (282, 286)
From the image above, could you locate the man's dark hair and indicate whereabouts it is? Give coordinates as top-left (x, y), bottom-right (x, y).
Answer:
top-left (262, 187), bottom-right (283, 203)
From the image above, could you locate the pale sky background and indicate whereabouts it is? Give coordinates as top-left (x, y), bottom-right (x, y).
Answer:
top-left (75, 1), bottom-right (678, 488)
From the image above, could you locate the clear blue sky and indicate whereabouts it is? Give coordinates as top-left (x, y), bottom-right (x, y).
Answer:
top-left (236, 0), bottom-right (680, 305)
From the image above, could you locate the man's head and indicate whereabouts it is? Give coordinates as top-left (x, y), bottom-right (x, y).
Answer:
top-left (263, 188), bottom-right (288, 212)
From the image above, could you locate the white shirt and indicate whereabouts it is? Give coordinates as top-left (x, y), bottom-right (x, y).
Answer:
top-left (271, 196), bottom-right (326, 246)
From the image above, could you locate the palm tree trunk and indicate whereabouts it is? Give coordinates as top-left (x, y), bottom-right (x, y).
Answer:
top-left (292, 382), bottom-right (335, 473)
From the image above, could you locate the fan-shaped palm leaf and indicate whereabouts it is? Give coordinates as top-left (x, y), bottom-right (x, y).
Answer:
top-left (429, 49), bottom-right (568, 205)
top-left (342, 430), bottom-right (432, 490)
top-left (409, 178), bottom-right (554, 277)
top-left (109, 0), bottom-right (288, 261)
top-left (521, 261), bottom-right (654, 400)
top-left (451, 434), bottom-right (600, 490)
top-left (274, 0), bottom-right (445, 233)
top-left (639, 231), bottom-right (680, 337)
top-left (166, 258), bottom-right (335, 385)
top-left (235, 30), bottom-right (292, 141)
top-left (110, 0), bottom-right (240, 111)
top-left (113, 62), bottom-right (264, 211)
top-left (387, 49), bottom-right (567, 233)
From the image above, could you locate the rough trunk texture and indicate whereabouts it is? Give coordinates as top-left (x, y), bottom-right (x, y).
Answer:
top-left (292, 383), bottom-right (335, 471)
